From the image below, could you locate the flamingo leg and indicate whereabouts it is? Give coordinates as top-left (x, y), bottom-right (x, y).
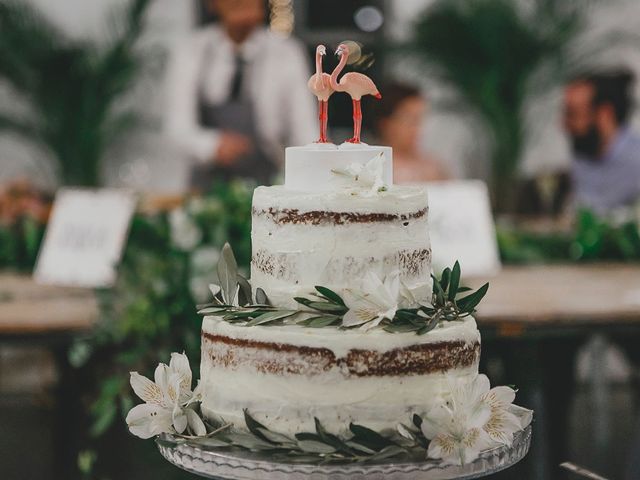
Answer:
top-left (317, 100), bottom-right (329, 143)
top-left (347, 99), bottom-right (362, 143)
top-left (316, 99), bottom-right (330, 143)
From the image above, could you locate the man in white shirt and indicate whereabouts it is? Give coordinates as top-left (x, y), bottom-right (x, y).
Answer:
top-left (164, 0), bottom-right (315, 189)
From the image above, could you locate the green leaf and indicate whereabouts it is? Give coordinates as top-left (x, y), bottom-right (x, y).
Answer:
top-left (349, 423), bottom-right (396, 450)
top-left (314, 286), bottom-right (345, 306)
top-left (314, 417), bottom-right (354, 454)
top-left (368, 445), bottom-right (407, 461)
top-left (236, 274), bottom-right (252, 306)
top-left (440, 267), bottom-right (451, 293)
top-left (255, 287), bottom-right (269, 305)
top-left (448, 261), bottom-right (461, 301)
top-left (307, 316), bottom-right (340, 328)
top-left (305, 302), bottom-right (347, 313)
top-left (217, 243), bottom-right (238, 305)
top-left (296, 439), bottom-right (336, 454)
top-left (256, 428), bottom-right (295, 445)
top-left (456, 282), bottom-right (489, 313)
top-left (412, 414), bottom-right (423, 429)
top-left (245, 310), bottom-right (297, 326)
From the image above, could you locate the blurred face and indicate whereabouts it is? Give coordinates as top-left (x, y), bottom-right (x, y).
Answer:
top-left (563, 81), bottom-right (602, 158)
top-left (378, 96), bottom-right (426, 153)
top-left (209, 0), bottom-right (265, 44)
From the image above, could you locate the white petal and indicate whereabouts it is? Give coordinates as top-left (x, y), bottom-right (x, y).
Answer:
top-left (129, 372), bottom-right (163, 405)
top-left (154, 364), bottom-right (169, 395)
top-left (209, 284), bottom-right (221, 297)
top-left (342, 307), bottom-right (375, 327)
top-left (186, 409), bottom-right (207, 436)
top-left (172, 405), bottom-right (188, 434)
top-left (484, 386), bottom-right (516, 408)
top-left (469, 374), bottom-right (491, 400)
top-left (126, 404), bottom-right (172, 439)
top-left (169, 352), bottom-right (193, 398)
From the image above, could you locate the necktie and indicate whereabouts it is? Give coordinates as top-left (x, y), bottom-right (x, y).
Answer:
top-left (230, 53), bottom-right (245, 101)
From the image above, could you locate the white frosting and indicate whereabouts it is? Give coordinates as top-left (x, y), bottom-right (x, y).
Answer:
top-left (251, 186), bottom-right (431, 308)
top-left (200, 316), bottom-right (481, 436)
top-left (285, 144), bottom-right (393, 192)
top-left (202, 315), bottom-right (480, 359)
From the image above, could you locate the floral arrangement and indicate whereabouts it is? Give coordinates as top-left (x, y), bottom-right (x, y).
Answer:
top-left (198, 243), bottom-right (489, 335)
top-left (126, 352), bottom-right (531, 466)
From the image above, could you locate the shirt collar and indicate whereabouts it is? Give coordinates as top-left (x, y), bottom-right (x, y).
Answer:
top-left (212, 25), bottom-right (267, 61)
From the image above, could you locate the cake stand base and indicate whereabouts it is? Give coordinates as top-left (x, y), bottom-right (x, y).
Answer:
top-left (156, 424), bottom-right (532, 480)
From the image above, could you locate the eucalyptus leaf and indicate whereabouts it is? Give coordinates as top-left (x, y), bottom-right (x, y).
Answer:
top-left (296, 439), bottom-right (336, 454)
top-left (257, 427), bottom-right (295, 446)
top-left (349, 423), bottom-right (396, 450)
top-left (314, 286), bottom-right (346, 306)
top-left (237, 274), bottom-right (252, 307)
top-left (440, 267), bottom-right (451, 293)
top-left (305, 302), bottom-right (348, 313)
top-left (224, 432), bottom-right (275, 451)
top-left (456, 282), bottom-right (489, 312)
top-left (369, 445), bottom-right (407, 461)
top-left (448, 261), bottom-right (461, 301)
top-left (255, 287), bottom-right (269, 305)
top-left (245, 310), bottom-right (297, 326)
top-left (307, 316), bottom-right (340, 328)
top-left (217, 243), bottom-right (238, 305)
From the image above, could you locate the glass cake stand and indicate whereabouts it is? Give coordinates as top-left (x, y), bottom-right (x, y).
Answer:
top-left (155, 416), bottom-right (532, 480)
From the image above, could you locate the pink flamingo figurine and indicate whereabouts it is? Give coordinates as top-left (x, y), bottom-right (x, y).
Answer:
top-left (307, 45), bottom-right (334, 143)
top-left (330, 43), bottom-right (381, 143)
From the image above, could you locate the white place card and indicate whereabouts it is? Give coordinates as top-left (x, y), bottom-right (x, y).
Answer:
top-left (426, 180), bottom-right (501, 277)
top-left (34, 188), bottom-right (136, 288)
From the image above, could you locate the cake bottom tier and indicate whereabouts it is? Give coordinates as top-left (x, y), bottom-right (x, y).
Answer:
top-left (200, 316), bottom-right (481, 436)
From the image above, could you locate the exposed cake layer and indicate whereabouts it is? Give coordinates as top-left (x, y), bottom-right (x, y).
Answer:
top-left (200, 317), bottom-right (481, 436)
top-left (251, 185), bottom-right (432, 308)
top-left (285, 144), bottom-right (393, 192)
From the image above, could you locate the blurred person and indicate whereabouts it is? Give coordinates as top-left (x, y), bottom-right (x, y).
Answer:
top-left (563, 70), bottom-right (640, 213)
top-left (164, 0), bottom-right (315, 191)
top-left (372, 82), bottom-right (449, 183)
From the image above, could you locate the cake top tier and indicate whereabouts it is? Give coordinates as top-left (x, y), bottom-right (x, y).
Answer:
top-left (285, 143), bottom-right (393, 193)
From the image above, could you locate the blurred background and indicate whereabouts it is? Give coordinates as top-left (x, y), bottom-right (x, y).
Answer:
top-left (1, 0), bottom-right (639, 479)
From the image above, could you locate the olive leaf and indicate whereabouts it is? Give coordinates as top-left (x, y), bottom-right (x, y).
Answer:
top-left (217, 243), bottom-right (238, 305)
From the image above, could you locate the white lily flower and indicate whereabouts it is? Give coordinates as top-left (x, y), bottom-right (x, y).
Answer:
top-left (399, 281), bottom-right (432, 309)
top-left (421, 374), bottom-right (526, 466)
top-left (331, 152), bottom-right (387, 195)
top-left (126, 352), bottom-right (203, 439)
top-left (169, 209), bottom-right (202, 251)
top-left (342, 271), bottom-right (400, 330)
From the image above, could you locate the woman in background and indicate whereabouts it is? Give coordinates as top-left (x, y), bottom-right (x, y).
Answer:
top-left (373, 82), bottom-right (449, 183)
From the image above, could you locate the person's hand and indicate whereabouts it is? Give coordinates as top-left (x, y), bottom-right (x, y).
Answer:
top-left (215, 132), bottom-right (252, 166)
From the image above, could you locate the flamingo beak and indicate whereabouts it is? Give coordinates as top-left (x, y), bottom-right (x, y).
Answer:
top-left (318, 45), bottom-right (326, 56)
top-left (335, 46), bottom-right (344, 56)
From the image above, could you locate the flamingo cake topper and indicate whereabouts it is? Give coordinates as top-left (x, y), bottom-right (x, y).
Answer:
top-left (307, 43), bottom-right (381, 144)
top-left (307, 45), bottom-right (334, 143)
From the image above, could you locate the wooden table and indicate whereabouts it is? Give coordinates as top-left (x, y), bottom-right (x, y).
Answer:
top-left (0, 273), bottom-right (97, 337)
top-left (472, 263), bottom-right (640, 330)
top-left (0, 272), bottom-right (98, 478)
top-left (467, 264), bottom-right (640, 480)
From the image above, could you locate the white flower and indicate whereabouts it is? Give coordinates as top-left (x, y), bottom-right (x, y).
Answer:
top-left (331, 152), bottom-right (387, 195)
top-left (399, 281), bottom-right (432, 309)
top-left (126, 352), bottom-right (206, 439)
top-left (169, 209), bottom-right (202, 251)
top-left (342, 271), bottom-right (400, 330)
top-left (421, 374), bottom-right (525, 466)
